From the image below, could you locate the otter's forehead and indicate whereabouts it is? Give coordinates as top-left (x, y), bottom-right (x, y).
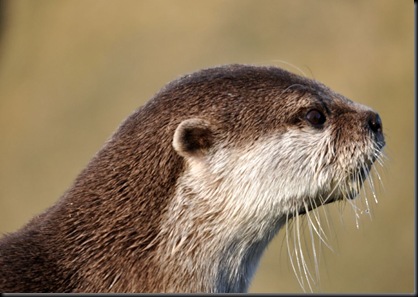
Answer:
top-left (162, 64), bottom-right (360, 111)
top-left (168, 66), bottom-right (352, 115)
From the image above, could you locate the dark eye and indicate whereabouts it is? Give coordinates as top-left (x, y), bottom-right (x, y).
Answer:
top-left (306, 109), bottom-right (326, 128)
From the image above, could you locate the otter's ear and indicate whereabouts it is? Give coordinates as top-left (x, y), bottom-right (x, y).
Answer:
top-left (173, 118), bottom-right (214, 158)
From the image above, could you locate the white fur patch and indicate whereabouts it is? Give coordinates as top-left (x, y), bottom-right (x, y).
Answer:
top-left (156, 126), bottom-right (376, 292)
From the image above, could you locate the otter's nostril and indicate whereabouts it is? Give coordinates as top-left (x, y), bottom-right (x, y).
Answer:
top-left (368, 112), bottom-right (382, 134)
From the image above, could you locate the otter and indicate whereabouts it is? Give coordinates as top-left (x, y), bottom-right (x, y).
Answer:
top-left (0, 64), bottom-right (385, 293)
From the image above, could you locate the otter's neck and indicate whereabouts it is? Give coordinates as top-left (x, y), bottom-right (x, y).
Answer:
top-left (153, 189), bottom-right (286, 293)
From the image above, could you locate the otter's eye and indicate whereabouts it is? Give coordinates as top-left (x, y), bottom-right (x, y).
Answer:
top-left (306, 109), bottom-right (326, 127)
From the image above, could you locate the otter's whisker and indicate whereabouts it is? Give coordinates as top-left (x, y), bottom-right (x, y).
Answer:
top-left (356, 163), bottom-right (372, 218)
top-left (317, 191), bottom-right (337, 242)
top-left (367, 171), bottom-right (379, 205)
top-left (294, 214), bottom-right (306, 290)
top-left (361, 173), bottom-right (373, 220)
top-left (305, 199), bottom-right (332, 251)
top-left (309, 212), bottom-right (333, 253)
top-left (295, 211), bottom-right (315, 292)
top-left (307, 206), bottom-right (320, 284)
top-left (373, 164), bottom-right (385, 192)
top-left (286, 213), bottom-right (305, 291)
top-left (320, 201), bottom-right (337, 248)
top-left (335, 178), bottom-right (348, 221)
top-left (345, 192), bottom-right (362, 229)
top-left (271, 59), bottom-right (308, 78)
top-left (309, 198), bottom-right (326, 236)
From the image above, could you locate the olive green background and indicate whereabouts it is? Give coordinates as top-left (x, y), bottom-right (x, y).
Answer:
top-left (0, 0), bottom-right (414, 293)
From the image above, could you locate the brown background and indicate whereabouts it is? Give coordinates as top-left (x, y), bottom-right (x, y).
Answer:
top-left (0, 0), bottom-right (414, 293)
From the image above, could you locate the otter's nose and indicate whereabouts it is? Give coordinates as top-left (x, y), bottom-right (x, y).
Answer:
top-left (366, 111), bottom-right (385, 147)
top-left (367, 112), bottom-right (382, 133)
top-left (368, 112), bottom-right (382, 134)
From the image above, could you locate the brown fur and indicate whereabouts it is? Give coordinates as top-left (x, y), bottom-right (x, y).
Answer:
top-left (0, 64), bottom-right (384, 292)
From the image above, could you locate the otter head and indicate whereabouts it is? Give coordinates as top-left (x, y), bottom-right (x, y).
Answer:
top-left (169, 65), bottom-right (384, 219)
top-left (157, 64), bottom-right (385, 292)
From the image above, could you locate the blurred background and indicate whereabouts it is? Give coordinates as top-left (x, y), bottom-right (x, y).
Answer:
top-left (0, 0), bottom-right (414, 293)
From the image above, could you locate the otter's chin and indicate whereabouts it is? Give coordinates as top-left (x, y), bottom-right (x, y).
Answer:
top-left (296, 196), bottom-right (335, 216)
top-left (296, 187), bottom-right (361, 216)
